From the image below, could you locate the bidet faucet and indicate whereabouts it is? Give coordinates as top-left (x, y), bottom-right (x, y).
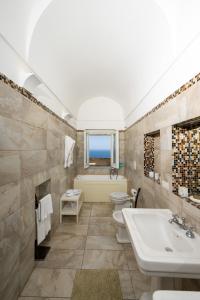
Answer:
top-left (168, 214), bottom-right (188, 230)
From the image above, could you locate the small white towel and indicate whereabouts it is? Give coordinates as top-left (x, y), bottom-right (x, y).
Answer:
top-left (44, 215), bottom-right (51, 236)
top-left (64, 136), bottom-right (75, 168)
top-left (36, 194), bottom-right (53, 245)
top-left (40, 194), bottom-right (53, 222)
top-left (65, 189), bottom-right (81, 197)
top-left (35, 209), bottom-right (46, 245)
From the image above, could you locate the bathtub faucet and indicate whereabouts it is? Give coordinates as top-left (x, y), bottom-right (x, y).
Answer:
top-left (110, 167), bottom-right (118, 179)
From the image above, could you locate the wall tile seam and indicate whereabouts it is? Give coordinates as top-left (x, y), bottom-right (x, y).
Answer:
top-left (0, 73), bottom-right (76, 131)
top-left (126, 72), bottom-right (200, 131)
top-left (0, 112), bottom-right (48, 131)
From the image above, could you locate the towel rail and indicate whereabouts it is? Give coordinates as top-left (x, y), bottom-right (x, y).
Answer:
top-left (34, 193), bottom-right (51, 260)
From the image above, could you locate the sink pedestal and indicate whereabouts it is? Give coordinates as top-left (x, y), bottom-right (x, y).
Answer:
top-left (139, 277), bottom-right (183, 300)
top-left (150, 276), bottom-right (182, 292)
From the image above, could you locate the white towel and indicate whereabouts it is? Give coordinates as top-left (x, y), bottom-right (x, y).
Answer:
top-left (65, 189), bottom-right (81, 197)
top-left (44, 215), bottom-right (51, 235)
top-left (35, 209), bottom-right (46, 245)
top-left (40, 194), bottom-right (53, 221)
top-left (36, 194), bottom-right (53, 245)
top-left (64, 136), bottom-right (75, 168)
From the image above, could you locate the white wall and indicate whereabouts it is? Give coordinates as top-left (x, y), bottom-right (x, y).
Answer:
top-left (125, 31), bottom-right (200, 128)
top-left (77, 97), bottom-right (124, 129)
top-left (1, 0), bottom-right (200, 130)
top-left (0, 35), bottom-right (76, 127)
top-left (0, 35), bottom-right (30, 85)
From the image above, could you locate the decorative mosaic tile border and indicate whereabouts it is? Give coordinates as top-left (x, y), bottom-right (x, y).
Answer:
top-left (127, 72), bottom-right (200, 130)
top-left (0, 72), bottom-right (76, 130)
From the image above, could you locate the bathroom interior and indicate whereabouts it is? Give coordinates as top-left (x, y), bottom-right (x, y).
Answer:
top-left (0, 1), bottom-right (200, 300)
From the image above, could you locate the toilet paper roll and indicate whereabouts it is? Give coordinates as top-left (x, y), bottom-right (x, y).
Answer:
top-left (131, 188), bottom-right (137, 196)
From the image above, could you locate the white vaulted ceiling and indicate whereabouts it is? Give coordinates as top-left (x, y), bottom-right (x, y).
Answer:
top-left (1, 0), bottom-right (200, 128)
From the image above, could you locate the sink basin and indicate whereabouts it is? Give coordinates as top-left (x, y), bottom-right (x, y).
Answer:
top-left (122, 208), bottom-right (200, 278)
top-left (153, 290), bottom-right (200, 300)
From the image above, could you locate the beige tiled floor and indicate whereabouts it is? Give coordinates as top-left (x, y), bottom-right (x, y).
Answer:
top-left (19, 203), bottom-right (151, 300)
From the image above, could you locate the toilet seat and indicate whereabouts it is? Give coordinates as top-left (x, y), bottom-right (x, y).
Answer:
top-left (110, 191), bottom-right (130, 208)
top-left (111, 192), bottom-right (129, 199)
top-left (111, 197), bottom-right (129, 204)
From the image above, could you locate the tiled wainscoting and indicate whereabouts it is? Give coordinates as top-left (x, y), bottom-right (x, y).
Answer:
top-left (0, 80), bottom-right (77, 299)
top-left (1, 71), bottom-right (200, 300)
top-left (125, 78), bottom-right (200, 290)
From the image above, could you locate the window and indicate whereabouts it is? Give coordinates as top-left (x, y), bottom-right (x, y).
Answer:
top-left (84, 130), bottom-right (119, 168)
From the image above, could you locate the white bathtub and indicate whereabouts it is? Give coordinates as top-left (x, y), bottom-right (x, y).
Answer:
top-left (74, 175), bottom-right (127, 202)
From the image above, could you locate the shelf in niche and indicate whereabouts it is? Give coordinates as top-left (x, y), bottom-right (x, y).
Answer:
top-left (145, 174), bottom-right (161, 185)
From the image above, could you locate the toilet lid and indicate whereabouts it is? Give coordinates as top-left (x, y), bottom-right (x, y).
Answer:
top-left (111, 192), bottom-right (128, 199)
top-left (111, 197), bottom-right (129, 203)
top-left (113, 210), bottom-right (124, 225)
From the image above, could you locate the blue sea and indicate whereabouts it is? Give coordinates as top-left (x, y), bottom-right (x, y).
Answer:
top-left (89, 150), bottom-right (111, 158)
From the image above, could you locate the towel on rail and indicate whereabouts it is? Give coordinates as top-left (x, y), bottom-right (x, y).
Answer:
top-left (64, 136), bottom-right (75, 168)
top-left (39, 194), bottom-right (53, 221)
top-left (36, 193), bottom-right (53, 245)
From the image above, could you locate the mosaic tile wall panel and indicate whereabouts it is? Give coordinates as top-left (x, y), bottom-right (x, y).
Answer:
top-left (144, 135), bottom-right (154, 176)
top-left (154, 134), bottom-right (161, 173)
top-left (172, 125), bottom-right (200, 195)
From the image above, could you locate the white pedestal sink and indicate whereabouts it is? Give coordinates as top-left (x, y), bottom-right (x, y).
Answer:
top-left (153, 290), bottom-right (200, 300)
top-left (122, 208), bottom-right (200, 279)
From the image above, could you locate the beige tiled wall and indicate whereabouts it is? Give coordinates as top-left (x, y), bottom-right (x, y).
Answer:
top-left (0, 81), bottom-right (77, 299)
top-left (125, 80), bottom-right (200, 290)
top-left (76, 131), bottom-right (125, 175)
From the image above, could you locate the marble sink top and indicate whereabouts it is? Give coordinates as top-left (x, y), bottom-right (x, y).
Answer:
top-left (122, 208), bottom-right (200, 278)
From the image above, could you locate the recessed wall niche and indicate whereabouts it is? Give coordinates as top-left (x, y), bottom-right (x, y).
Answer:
top-left (172, 117), bottom-right (200, 198)
top-left (35, 179), bottom-right (51, 202)
top-left (144, 130), bottom-right (160, 181)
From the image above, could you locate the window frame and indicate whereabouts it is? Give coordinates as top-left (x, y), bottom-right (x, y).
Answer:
top-left (84, 130), bottom-right (119, 169)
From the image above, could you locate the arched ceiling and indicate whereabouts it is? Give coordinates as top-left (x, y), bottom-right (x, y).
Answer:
top-left (28, 0), bottom-right (173, 117)
top-left (1, 0), bottom-right (200, 127)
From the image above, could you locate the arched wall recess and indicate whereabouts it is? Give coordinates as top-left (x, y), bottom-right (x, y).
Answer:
top-left (28, 0), bottom-right (173, 121)
top-left (77, 97), bottom-right (125, 130)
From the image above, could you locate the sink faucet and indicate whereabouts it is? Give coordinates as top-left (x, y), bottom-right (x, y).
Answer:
top-left (169, 214), bottom-right (196, 239)
top-left (186, 226), bottom-right (195, 239)
top-left (110, 167), bottom-right (118, 179)
top-left (168, 214), bottom-right (188, 230)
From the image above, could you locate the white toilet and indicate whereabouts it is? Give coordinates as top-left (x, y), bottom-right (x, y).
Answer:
top-left (112, 188), bottom-right (141, 243)
top-left (110, 189), bottom-right (138, 211)
top-left (110, 191), bottom-right (134, 211)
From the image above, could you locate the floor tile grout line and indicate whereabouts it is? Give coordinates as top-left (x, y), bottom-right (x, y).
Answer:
top-left (80, 204), bottom-right (92, 269)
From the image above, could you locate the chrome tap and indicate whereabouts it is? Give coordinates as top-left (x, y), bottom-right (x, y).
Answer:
top-left (168, 214), bottom-right (188, 230)
top-left (110, 167), bottom-right (118, 179)
top-left (186, 226), bottom-right (195, 239)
